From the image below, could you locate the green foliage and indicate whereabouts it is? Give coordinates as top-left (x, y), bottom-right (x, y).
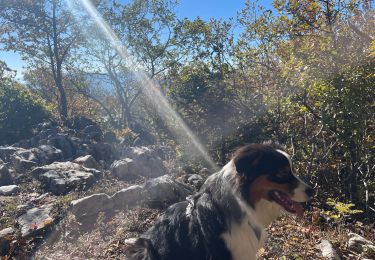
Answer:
top-left (325, 198), bottom-right (363, 220)
top-left (0, 81), bottom-right (51, 145)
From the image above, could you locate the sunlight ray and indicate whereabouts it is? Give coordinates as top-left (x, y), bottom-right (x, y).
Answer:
top-left (65, 0), bottom-right (218, 170)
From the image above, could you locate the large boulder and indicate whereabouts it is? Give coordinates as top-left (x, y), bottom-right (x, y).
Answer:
top-left (110, 147), bottom-right (167, 181)
top-left (32, 162), bottom-right (101, 194)
top-left (110, 158), bottom-right (138, 181)
top-left (0, 161), bottom-right (12, 186)
top-left (10, 151), bottom-right (38, 172)
top-left (70, 193), bottom-right (113, 221)
top-left (111, 185), bottom-right (143, 208)
top-left (70, 175), bottom-right (192, 220)
top-left (70, 185), bottom-right (143, 221)
top-left (141, 175), bottom-right (193, 208)
top-left (36, 145), bottom-right (64, 164)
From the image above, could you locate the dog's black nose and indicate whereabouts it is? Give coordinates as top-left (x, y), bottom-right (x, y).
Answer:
top-left (306, 187), bottom-right (315, 197)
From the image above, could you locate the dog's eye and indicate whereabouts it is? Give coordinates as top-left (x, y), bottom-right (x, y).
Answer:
top-left (276, 171), bottom-right (290, 178)
top-left (268, 170), bottom-right (294, 183)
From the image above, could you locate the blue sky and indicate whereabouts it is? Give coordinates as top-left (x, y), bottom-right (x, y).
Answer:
top-left (0, 0), bottom-right (273, 80)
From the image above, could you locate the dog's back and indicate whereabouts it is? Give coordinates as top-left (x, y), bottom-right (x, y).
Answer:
top-left (127, 191), bottom-right (233, 260)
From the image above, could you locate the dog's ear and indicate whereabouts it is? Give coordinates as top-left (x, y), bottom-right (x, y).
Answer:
top-left (233, 149), bottom-right (260, 175)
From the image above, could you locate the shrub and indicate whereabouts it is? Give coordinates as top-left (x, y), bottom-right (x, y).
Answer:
top-left (0, 81), bottom-right (51, 145)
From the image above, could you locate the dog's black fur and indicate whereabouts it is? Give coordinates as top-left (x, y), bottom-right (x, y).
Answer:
top-left (127, 144), bottom-right (313, 260)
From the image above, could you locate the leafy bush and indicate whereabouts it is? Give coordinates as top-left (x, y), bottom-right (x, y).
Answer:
top-left (324, 198), bottom-right (363, 221)
top-left (0, 81), bottom-right (51, 145)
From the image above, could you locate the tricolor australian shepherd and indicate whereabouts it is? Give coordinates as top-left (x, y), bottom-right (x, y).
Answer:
top-left (128, 143), bottom-right (314, 260)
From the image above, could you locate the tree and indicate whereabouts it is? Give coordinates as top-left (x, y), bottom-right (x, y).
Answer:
top-left (0, 80), bottom-right (51, 145)
top-left (0, 0), bottom-right (84, 120)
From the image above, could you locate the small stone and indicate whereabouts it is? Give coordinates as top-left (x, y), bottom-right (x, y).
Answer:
top-left (199, 168), bottom-right (211, 176)
top-left (17, 204), bottom-right (54, 237)
top-left (74, 155), bottom-right (100, 169)
top-left (0, 185), bottom-right (20, 196)
top-left (348, 233), bottom-right (374, 253)
top-left (363, 244), bottom-right (375, 258)
top-left (318, 239), bottom-right (340, 260)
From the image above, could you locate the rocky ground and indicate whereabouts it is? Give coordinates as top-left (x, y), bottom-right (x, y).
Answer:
top-left (0, 118), bottom-right (374, 259)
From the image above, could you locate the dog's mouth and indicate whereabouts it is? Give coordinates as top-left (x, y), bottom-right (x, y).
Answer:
top-left (269, 190), bottom-right (304, 217)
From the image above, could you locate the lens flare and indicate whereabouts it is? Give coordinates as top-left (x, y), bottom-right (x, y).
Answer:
top-left (66, 0), bottom-right (218, 170)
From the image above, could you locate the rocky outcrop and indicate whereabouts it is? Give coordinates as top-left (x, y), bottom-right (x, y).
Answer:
top-left (10, 145), bottom-right (63, 172)
top-left (0, 146), bottom-right (23, 162)
top-left (70, 175), bottom-right (192, 220)
top-left (32, 162), bottom-right (101, 194)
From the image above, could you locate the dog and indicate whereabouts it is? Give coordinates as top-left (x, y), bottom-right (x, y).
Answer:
top-left (127, 143), bottom-right (314, 260)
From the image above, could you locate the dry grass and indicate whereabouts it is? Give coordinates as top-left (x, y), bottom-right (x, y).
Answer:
top-left (33, 207), bottom-right (161, 260)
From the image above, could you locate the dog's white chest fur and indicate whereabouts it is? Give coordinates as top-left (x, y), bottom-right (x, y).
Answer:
top-left (221, 217), bottom-right (265, 260)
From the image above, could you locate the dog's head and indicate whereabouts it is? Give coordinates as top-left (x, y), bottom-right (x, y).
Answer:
top-left (232, 144), bottom-right (314, 216)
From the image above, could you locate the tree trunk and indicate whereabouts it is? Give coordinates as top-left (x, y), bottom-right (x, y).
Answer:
top-left (55, 63), bottom-right (68, 120)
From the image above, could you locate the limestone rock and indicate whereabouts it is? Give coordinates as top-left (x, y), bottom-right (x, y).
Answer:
top-left (0, 162), bottom-right (12, 186)
top-left (17, 204), bottom-right (54, 237)
top-left (0, 227), bottom-right (15, 256)
top-left (32, 162), bottom-right (101, 194)
top-left (319, 239), bottom-right (340, 260)
top-left (142, 175), bottom-right (193, 208)
top-left (73, 155), bottom-right (100, 169)
top-left (110, 147), bottom-right (167, 180)
top-left (111, 185), bottom-right (143, 208)
top-left (47, 134), bottom-right (76, 159)
top-left (110, 158), bottom-right (138, 181)
top-left (348, 233), bottom-right (374, 255)
top-left (0, 185), bottom-right (20, 196)
top-left (70, 193), bottom-right (113, 220)
top-left (0, 146), bottom-right (23, 162)
top-left (92, 143), bottom-right (117, 163)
